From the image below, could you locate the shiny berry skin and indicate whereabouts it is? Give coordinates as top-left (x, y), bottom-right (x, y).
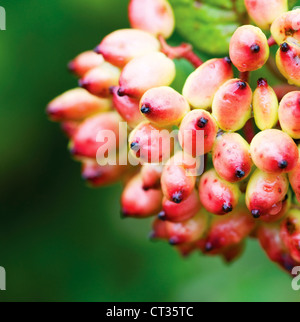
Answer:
top-left (212, 133), bottom-right (252, 183)
top-left (121, 174), bottom-right (163, 218)
top-left (128, 0), bottom-right (175, 38)
top-left (244, 0), bottom-right (288, 30)
top-left (289, 146), bottom-right (300, 203)
top-left (68, 51), bottom-right (104, 78)
top-left (47, 88), bottom-right (111, 121)
top-left (111, 86), bottom-right (144, 129)
top-left (280, 209), bottom-right (300, 263)
top-left (253, 78), bottom-right (279, 131)
top-left (229, 25), bottom-right (269, 72)
top-left (271, 9), bottom-right (300, 44)
top-left (141, 164), bottom-right (162, 190)
top-left (258, 223), bottom-right (299, 273)
top-left (128, 122), bottom-right (173, 164)
top-left (199, 169), bottom-right (241, 215)
top-left (71, 112), bottom-right (122, 159)
top-left (139, 86), bottom-right (190, 127)
top-left (246, 169), bottom-right (289, 218)
top-left (279, 91), bottom-right (300, 138)
top-left (179, 110), bottom-right (218, 157)
top-left (81, 159), bottom-right (127, 187)
top-left (95, 29), bottom-right (160, 68)
top-left (276, 40), bottom-right (300, 87)
top-left (79, 62), bottom-right (120, 97)
top-left (212, 79), bottom-right (252, 132)
top-left (118, 52), bottom-right (176, 98)
top-left (250, 129), bottom-right (299, 174)
top-left (166, 212), bottom-right (208, 245)
top-left (201, 205), bottom-right (255, 254)
top-left (182, 58), bottom-right (233, 110)
top-left (161, 189), bottom-right (201, 222)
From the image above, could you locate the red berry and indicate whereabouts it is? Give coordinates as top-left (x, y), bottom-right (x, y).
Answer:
top-left (141, 164), bottom-right (162, 190)
top-left (289, 146), bottom-right (300, 203)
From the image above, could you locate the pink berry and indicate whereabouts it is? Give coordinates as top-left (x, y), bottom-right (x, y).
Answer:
top-left (61, 121), bottom-right (80, 138)
top-left (121, 174), bottom-right (163, 218)
top-left (140, 86), bottom-right (190, 127)
top-left (95, 29), bottom-right (160, 68)
top-left (119, 52), bottom-right (176, 98)
top-left (199, 169), bottom-right (241, 215)
top-left (150, 218), bottom-right (169, 240)
top-left (229, 25), bottom-right (269, 72)
top-left (212, 133), bottom-right (252, 183)
top-left (182, 58), bottom-right (233, 110)
top-left (250, 129), bottom-right (299, 173)
top-left (179, 109), bottom-right (218, 157)
top-left (289, 146), bottom-right (300, 203)
top-left (47, 88), bottom-right (111, 121)
top-left (141, 164), bottom-right (163, 190)
top-left (128, 0), bottom-right (175, 38)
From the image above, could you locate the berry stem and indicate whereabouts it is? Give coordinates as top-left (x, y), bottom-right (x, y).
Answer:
top-left (239, 71), bottom-right (250, 83)
top-left (273, 84), bottom-right (300, 101)
top-left (267, 36), bottom-right (276, 47)
top-left (158, 35), bottom-right (203, 68)
top-left (243, 118), bottom-right (256, 144)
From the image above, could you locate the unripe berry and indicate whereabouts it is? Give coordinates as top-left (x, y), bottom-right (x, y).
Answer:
top-left (212, 79), bottom-right (252, 131)
top-left (258, 223), bottom-right (298, 272)
top-left (160, 189), bottom-right (201, 222)
top-left (289, 146), bottom-right (300, 203)
top-left (279, 91), bottom-right (300, 138)
top-left (276, 39), bottom-right (300, 86)
top-left (212, 133), bottom-right (252, 183)
top-left (121, 174), bottom-right (163, 218)
top-left (202, 205), bottom-right (255, 254)
top-left (141, 164), bottom-right (162, 190)
top-left (253, 78), bottom-right (279, 131)
top-left (271, 9), bottom-right (300, 44)
top-left (244, 0), bottom-right (288, 30)
top-left (229, 25), bottom-right (269, 72)
top-left (81, 159), bottom-right (127, 187)
top-left (119, 52), bottom-right (176, 98)
top-left (246, 169), bottom-right (289, 218)
top-left (111, 86), bottom-right (144, 129)
top-left (128, 122), bottom-right (173, 164)
top-left (280, 209), bottom-right (300, 263)
top-left (71, 112), bottom-right (122, 159)
top-left (79, 63), bottom-right (120, 97)
top-left (95, 29), bottom-right (160, 68)
top-left (179, 110), bottom-right (218, 157)
top-left (139, 86), bottom-right (190, 127)
top-left (128, 0), bottom-right (175, 38)
top-left (199, 169), bottom-right (240, 215)
top-left (161, 159), bottom-right (196, 203)
top-left (68, 51), bottom-right (104, 78)
top-left (47, 88), bottom-right (111, 121)
top-left (250, 129), bottom-right (299, 174)
top-left (166, 212), bottom-right (208, 245)
top-left (182, 58), bottom-right (233, 110)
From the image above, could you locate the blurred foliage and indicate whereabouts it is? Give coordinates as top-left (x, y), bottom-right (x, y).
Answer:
top-left (0, 0), bottom-right (299, 302)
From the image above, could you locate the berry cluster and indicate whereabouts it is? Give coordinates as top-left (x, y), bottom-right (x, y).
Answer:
top-left (47, 0), bottom-right (300, 274)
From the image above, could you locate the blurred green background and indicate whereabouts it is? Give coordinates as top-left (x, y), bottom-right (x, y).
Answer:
top-left (0, 0), bottom-right (300, 302)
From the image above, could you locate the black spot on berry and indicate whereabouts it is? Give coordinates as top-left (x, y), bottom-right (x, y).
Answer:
top-left (223, 203), bottom-right (233, 213)
top-left (158, 211), bottom-right (167, 221)
top-left (235, 169), bottom-right (245, 179)
top-left (250, 44), bottom-right (260, 53)
top-left (205, 242), bottom-right (214, 252)
top-left (252, 210), bottom-right (261, 219)
top-left (169, 237), bottom-right (180, 246)
top-left (257, 78), bottom-right (268, 87)
top-left (278, 160), bottom-right (288, 169)
top-left (237, 81), bottom-right (247, 89)
top-left (172, 191), bottom-right (183, 204)
top-left (224, 56), bottom-right (231, 64)
top-left (117, 87), bottom-right (126, 97)
top-left (130, 142), bottom-right (139, 151)
top-left (197, 117), bottom-right (208, 128)
top-left (280, 42), bottom-right (290, 52)
top-left (141, 104), bottom-right (151, 114)
top-left (286, 219), bottom-right (296, 235)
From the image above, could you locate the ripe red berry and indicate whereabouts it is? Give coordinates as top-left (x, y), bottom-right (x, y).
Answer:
top-left (95, 29), bottom-right (160, 68)
top-left (199, 169), bottom-right (241, 215)
top-left (118, 52), bottom-right (176, 98)
top-left (150, 218), bottom-right (169, 241)
top-left (121, 174), bottom-right (163, 218)
top-left (139, 86), bottom-right (190, 127)
top-left (141, 164), bottom-right (162, 190)
top-left (229, 25), bottom-right (269, 72)
top-left (244, 0), bottom-right (288, 30)
top-left (246, 169), bottom-right (289, 218)
top-left (128, 0), bottom-right (175, 38)
top-left (212, 133), bottom-right (252, 183)
top-left (250, 129), bottom-right (299, 174)
top-left (68, 51), bottom-right (104, 78)
top-left (212, 79), bottom-right (252, 131)
top-left (47, 88), bottom-right (111, 121)
top-left (79, 63), bottom-right (120, 97)
top-left (182, 58), bottom-right (233, 109)
top-left (179, 109), bottom-right (218, 157)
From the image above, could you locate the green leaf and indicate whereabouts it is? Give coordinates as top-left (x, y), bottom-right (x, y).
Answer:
top-left (169, 0), bottom-right (246, 56)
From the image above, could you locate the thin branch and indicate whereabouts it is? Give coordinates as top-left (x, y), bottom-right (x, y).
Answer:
top-left (239, 71), bottom-right (250, 83)
top-left (268, 36), bottom-right (277, 47)
top-left (243, 118), bottom-right (256, 144)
